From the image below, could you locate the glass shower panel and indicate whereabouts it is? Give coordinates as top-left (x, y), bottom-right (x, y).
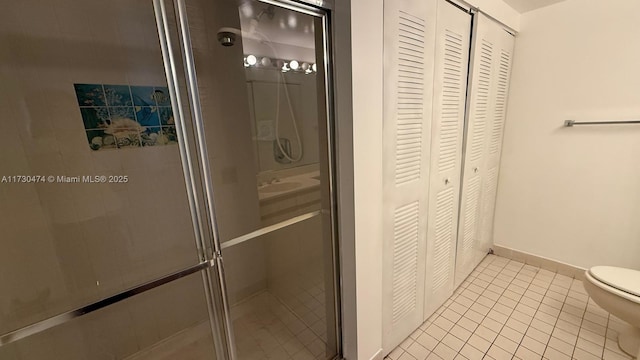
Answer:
top-left (0, 272), bottom-right (217, 360)
top-left (225, 219), bottom-right (336, 359)
top-left (0, 0), bottom-right (222, 358)
top-left (182, 0), bottom-right (339, 358)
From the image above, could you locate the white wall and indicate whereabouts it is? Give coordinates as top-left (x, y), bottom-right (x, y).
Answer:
top-left (494, 0), bottom-right (640, 270)
top-left (351, 0), bottom-right (384, 358)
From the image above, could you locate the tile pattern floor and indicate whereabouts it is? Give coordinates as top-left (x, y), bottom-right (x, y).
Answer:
top-left (232, 292), bottom-right (328, 360)
top-left (386, 255), bottom-right (634, 360)
top-left (271, 269), bottom-right (329, 342)
top-left (128, 291), bottom-right (329, 360)
top-left (126, 321), bottom-right (215, 360)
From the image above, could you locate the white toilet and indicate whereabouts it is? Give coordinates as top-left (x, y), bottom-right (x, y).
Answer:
top-left (584, 266), bottom-right (640, 359)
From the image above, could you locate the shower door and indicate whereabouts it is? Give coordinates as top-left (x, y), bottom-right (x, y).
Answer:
top-left (171, 0), bottom-right (342, 359)
top-left (0, 0), bottom-right (341, 359)
top-left (0, 0), bottom-right (230, 359)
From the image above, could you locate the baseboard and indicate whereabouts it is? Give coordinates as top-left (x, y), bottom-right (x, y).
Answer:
top-left (492, 244), bottom-right (587, 281)
top-left (369, 348), bottom-right (384, 360)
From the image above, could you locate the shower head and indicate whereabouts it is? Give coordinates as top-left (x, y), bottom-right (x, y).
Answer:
top-left (216, 27), bottom-right (263, 47)
top-left (217, 29), bottom-right (237, 47)
top-left (218, 27), bottom-right (242, 46)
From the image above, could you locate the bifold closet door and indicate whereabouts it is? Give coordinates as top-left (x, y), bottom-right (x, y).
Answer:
top-left (455, 13), bottom-right (515, 286)
top-left (381, 0), bottom-right (437, 350)
top-left (424, 0), bottom-right (471, 319)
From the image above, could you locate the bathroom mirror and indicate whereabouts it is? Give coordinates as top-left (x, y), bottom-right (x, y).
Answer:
top-left (245, 69), bottom-right (320, 174)
top-left (239, 4), bottom-right (321, 185)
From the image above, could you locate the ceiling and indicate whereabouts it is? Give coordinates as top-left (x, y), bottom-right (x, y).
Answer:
top-left (502, 0), bottom-right (567, 13)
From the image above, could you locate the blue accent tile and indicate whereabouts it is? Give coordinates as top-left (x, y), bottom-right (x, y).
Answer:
top-left (130, 86), bottom-right (156, 106)
top-left (104, 85), bottom-right (133, 106)
top-left (86, 130), bottom-right (117, 151)
top-left (76, 83), bottom-right (178, 150)
top-left (135, 106), bottom-right (160, 127)
top-left (158, 107), bottom-right (174, 125)
top-left (80, 107), bottom-right (110, 130)
top-left (108, 107), bottom-right (135, 121)
top-left (153, 87), bottom-right (171, 106)
top-left (74, 84), bottom-right (105, 107)
top-left (86, 129), bottom-right (104, 150)
top-left (161, 126), bottom-right (178, 144)
top-left (114, 131), bottom-right (142, 149)
top-left (141, 127), bottom-right (163, 147)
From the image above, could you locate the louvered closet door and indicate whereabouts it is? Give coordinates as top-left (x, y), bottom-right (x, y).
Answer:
top-left (477, 14), bottom-right (515, 255)
top-left (455, 14), bottom-right (515, 286)
top-left (424, 0), bottom-right (471, 319)
top-left (454, 14), bottom-right (495, 287)
top-left (382, 0), bottom-right (437, 351)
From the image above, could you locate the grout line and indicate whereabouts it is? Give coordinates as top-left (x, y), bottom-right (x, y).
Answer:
top-left (413, 256), bottom-right (513, 359)
top-left (601, 313), bottom-right (611, 360)
top-left (532, 273), bottom-right (571, 360)
top-left (478, 258), bottom-right (535, 359)
top-left (568, 292), bottom-right (588, 359)
top-left (388, 255), bottom-right (629, 360)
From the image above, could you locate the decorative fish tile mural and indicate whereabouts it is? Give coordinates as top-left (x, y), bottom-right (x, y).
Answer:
top-left (74, 83), bottom-right (178, 150)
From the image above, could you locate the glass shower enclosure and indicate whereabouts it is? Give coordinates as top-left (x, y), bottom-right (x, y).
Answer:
top-left (0, 0), bottom-right (340, 359)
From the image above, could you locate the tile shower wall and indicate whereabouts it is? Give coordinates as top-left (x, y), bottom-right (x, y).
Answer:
top-left (0, 272), bottom-right (213, 360)
top-left (74, 84), bottom-right (178, 150)
top-left (265, 216), bottom-right (329, 342)
top-left (185, 0), bottom-right (266, 305)
top-left (0, 0), bottom-right (207, 357)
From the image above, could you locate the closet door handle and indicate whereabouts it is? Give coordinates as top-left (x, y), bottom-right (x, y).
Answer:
top-left (473, 167), bottom-right (479, 173)
top-left (444, 178), bottom-right (450, 185)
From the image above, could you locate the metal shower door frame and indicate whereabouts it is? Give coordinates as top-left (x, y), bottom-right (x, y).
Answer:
top-left (0, 1), bottom-right (348, 358)
top-left (161, 0), bottom-right (345, 358)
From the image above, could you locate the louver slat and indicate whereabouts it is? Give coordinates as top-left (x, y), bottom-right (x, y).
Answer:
top-left (395, 12), bottom-right (426, 185)
top-left (391, 201), bottom-right (420, 324)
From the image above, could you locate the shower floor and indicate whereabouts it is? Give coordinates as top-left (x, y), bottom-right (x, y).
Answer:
top-left (126, 291), bottom-right (327, 360)
top-left (125, 321), bottom-right (215, 360)
top-left (232, 291), bottom-right (327, 360)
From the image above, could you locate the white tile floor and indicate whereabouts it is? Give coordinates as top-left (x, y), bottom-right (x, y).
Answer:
top-left (385, 255), bottom-right (634, 360)
top-left (232, 292), bottom-right (328, 360)
top-left (270, 269), bottom-right (329, 342)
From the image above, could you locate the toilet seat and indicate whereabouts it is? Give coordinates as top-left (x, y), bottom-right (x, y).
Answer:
top-left (588, 266), bottom-right (640, 304)
top-left (584, 267), bottom-right (640, 358)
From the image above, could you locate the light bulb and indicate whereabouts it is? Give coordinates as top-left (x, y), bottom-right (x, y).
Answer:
top-left (246, 55), bottom-right (257, 66)
top-left (240, 4), bottom-right (253, 18)
top-left (301, 62), bottom-right (310, 71)
top-left (289, 60), bottom-right (299, 70)
top-left (287, 14), bottom-right (297, 28)
top-left (261, 57), bottom-right (272, 67)
top-left (312, 63), bottom-right (317, 72)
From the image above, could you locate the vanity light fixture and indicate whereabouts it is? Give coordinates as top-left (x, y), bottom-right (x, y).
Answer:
top-left (243, 55), bottom-right (315, 74)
